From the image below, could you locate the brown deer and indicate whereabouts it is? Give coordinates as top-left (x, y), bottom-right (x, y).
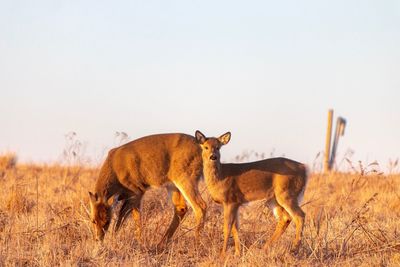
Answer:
top-left (195, 131), bottom-right (308, 257)
top-left (88, 133), bottom-right (207, 247)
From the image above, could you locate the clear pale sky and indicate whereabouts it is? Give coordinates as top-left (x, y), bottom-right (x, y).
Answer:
top-left (1, 1), bottom-right (399, 171)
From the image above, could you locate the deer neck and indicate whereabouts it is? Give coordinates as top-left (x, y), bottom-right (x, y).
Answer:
top-left (95, 177), bottom-right (114, 201)
top-left (203, 160), bottom-right (224, 187)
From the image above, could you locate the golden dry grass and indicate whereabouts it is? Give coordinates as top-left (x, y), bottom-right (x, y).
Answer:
top-left (0, 154), bottom-right (399, 266)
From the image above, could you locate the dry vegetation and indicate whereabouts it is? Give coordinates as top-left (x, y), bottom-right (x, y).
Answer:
top-left (0, 153), bottom-right (399, 266)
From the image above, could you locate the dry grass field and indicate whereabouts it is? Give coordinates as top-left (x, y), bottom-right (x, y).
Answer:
top-left (0, 152), bottom-right (399, 266)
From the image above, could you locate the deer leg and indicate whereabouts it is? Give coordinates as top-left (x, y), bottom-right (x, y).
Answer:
top-left (131, 207), bottom-right (141, 242)
top-left (128, 193), bottom-right (143, 242)
top-left (174, 182), bottom-right (207, 242)
top-left (114, 193), bottom-right (143, 238)
top-left (221, 203), bottom-right (239, 258)
top-left (231, 211), bottom-right (241, 256)
top-left (276, 194), bottom-right (305, 252)
top-left (289, 206), bottom-right (305, 253)
top-left (158, 186), bottom-right (188, 248)
top-left (263, 205), bottom-right (291, 251)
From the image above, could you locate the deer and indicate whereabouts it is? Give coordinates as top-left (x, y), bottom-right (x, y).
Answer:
top-left (195, 130), bottom-right (308, 257)
top-left (88, 133), bottom-right (207, 248)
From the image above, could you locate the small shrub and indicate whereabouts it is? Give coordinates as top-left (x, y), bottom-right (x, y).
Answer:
top-left (0, 152), bottom-right (17, 171)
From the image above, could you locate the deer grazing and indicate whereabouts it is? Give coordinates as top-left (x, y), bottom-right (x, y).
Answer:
top-left (89, 133), bottom-right (206, 247)
top-left (195, 131), bottom-right (308, 257)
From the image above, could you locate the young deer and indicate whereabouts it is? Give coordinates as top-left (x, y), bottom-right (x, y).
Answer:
top-left (89, 133), bottom-right (207, 247)
top-left (195, 131), bottom-right (308, 257)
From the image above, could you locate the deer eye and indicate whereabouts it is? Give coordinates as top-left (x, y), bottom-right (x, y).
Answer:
top-left (204, 146), bottom-right (209, 150)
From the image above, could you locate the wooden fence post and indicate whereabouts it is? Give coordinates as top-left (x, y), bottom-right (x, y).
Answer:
top-left (329, 117), bottom-right (347, 170)
top-left (324, 109), bottom-right (333, 173)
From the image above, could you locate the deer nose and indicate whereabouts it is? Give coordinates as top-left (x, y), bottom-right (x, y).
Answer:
top-left (210, 154), bottom-right (218, 161)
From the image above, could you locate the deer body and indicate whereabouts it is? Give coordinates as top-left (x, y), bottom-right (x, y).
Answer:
top-left (196, 131), bottom-right (308, 257)
top-left (89, 133), bottom-right (206, 246)
top-left (204, 159), bottom-right (305, 204)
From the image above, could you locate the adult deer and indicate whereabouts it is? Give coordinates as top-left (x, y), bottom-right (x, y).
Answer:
top-left (195, 131), bottom-right (308, 257)
top-left (88, 133), bottom-right (206, 247)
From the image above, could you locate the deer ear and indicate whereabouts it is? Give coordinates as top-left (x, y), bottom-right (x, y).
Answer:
top-left (218, 132), bottom-right (231, 145)
top-left (89, 192), bottom-right (98, 203)
top-left (195, 130), bottom-right (206, 144)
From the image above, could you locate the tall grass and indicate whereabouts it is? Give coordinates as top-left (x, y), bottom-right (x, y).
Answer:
top-left (0, 153), bottom-right (399, 266)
